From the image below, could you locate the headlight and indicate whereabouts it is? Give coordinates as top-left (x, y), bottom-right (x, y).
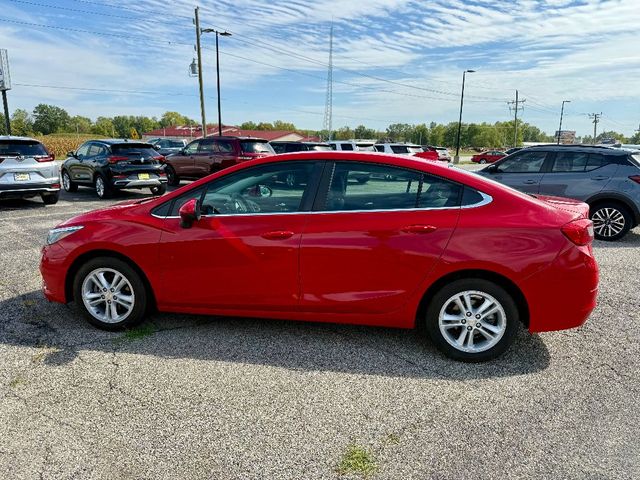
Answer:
top-left (47, 226), bottom-right (84, 245)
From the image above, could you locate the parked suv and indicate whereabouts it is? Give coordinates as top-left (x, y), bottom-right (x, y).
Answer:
top-left (329, 140), bottom-right (376, 151)
top-left (477, 145), bottom-right (640, 240)
top-left (0, 136), bottom-right (60, 204)
top-left (270, 141), bottom-right (332, 153)
top-left (164, 136), bottom-right (275, 186)
top-left (150, 138), bottom-right (187, 156)
top-left (61, 140), bottom-right (167, 199)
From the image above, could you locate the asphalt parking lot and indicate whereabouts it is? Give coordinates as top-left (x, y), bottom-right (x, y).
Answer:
top-left (1, 180), bottom-right (639, 479)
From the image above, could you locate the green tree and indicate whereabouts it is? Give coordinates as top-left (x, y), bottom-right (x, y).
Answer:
top-left (240, 121), bottom-right (258, 130)
top-left (428, 122), bottom-right (446, 146)
top-left (113, 116), bottom-right (133, 138)
top-left (255, 122), bottom-right (274, 130)
top-left (385, 123), bottom-right (413, 142)
top-left (133, 116), bottom-right (160, 136)
top-left (10, 109), bottom-right (34, 136)
top-left (334, 125), bottom-right (354, 140)
top-left (32, 104), bottom-right (70, 134)
top-left (159, 111), bottom-right (195, 127)
top-left (68, 115), bottom-right (92, 134)
top-left (272, 120), bottom-right (296, 131)
top-left (353, 125), bottom-right (377, 139)
top-left (92, 117), bottom-right (115, 137)
top-left (0, 112), bottom-right (6, 135)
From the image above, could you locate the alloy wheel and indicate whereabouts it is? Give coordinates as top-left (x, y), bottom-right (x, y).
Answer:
top-left (592, 207), bottom-right (625, 239)
top-left (438, 290), bottom-right (506, 353)
top-left (62, 172), bottom-right (71, 191)
top-left (81, 268), bottom-right (135, 324)
top-left (96, 177), bottom-right (105, 198)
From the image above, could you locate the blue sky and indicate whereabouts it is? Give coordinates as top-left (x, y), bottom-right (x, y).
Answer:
top-left (0, 0), bottom-right (638, 137)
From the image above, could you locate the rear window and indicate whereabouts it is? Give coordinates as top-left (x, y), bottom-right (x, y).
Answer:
top-left (391, 145), bottom-right (410, 154)
top-left (0, 140), bottom-right (48, 157)
top-left (111, 144), bottom-right (158, 156)
top-left (241, 141), bottom-right (274, 154)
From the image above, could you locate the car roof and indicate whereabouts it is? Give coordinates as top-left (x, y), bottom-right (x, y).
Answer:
top-left (0, 135), bottom-right (41, 142)
top-left (522, 144), bottom-right (630, 155)
top-left (203, 135), bottom-right (269, 141)
top-left (90, 139), bottom-right (153, 146)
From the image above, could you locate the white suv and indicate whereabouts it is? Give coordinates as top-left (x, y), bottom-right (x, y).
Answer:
top-left (329, 140), bottom-right (376, 152)
top-left (374, 143), bottom-right (424, 155)
top-left (0, 136), bottom-right (60, 204)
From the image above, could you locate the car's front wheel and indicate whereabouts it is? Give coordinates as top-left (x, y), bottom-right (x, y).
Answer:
top-left (62, 170), bottom-right (78, 192)
top-left (590, 202), bottom-right (632, 241)
top-left (166, 166), bottom-right (180, 186)
top-left (73, 257), bottom-right (147, 330)
top-left (95, 175), bottom-right (113, 199)
top-left (423, 279), bottom-right (519, 362)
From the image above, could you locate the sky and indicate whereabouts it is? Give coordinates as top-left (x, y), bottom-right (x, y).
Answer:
top-left (0, 0), bottom-right (639, 137)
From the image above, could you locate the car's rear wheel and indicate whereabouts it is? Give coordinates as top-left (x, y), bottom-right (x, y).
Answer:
top-left (479, 159), bottom-right (487, 164)
top-left (73, 257), bottom-right (147, 331)
top-left (423, 279), bottom-right (519, 362)
top-left (166, 166), bottom-right (180, 186)
top-left (590, 202), bottom-right (632, 241)
top-left (41, 192), bottom-right (59, 205)
top-left (62, 170), bottom-right (78, 192)
top-left (150, 184), bottom-right (166, 196)
top-left (95, 175), bottom-right (113, 199)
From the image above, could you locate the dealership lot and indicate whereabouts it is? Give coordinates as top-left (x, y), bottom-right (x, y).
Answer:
top-left (1, 185), bottom-right (639, 479)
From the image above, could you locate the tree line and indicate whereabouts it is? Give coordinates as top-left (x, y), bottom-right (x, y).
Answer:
top-left (1, 103), bottom-right (638, 148)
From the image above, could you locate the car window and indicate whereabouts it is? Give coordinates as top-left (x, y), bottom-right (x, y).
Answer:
top-left (217, 141), bottom-right (234, 153)
top-left (356, 144), bottom-right (376, 151)
top-left (271, 143), bottom-right (286, 154)
top-left (199, 140), bottom-right (217, 153)
top-left (586, 154), bottom-right (607, 170)
top-left (111, 144), bottom-right (158, 157)
top-left (285, 143), bottom-right (304, 153)
top-left (310, 145), bottom-right (332, 151)
top-left (76, 143), bottom-right (90, 158)
top-left (551, 152), bottom-right (589, 172)
top-left (184, 141), bottom-right (199, 155)
top-left (498, 151), bottom-right (547, 173)
top-left (0, 140), bottom-right (48, 157)
top-left (324, 163), bottom-right (422, 211)
top-left (87, 144), bottom-right (103, 157)
top-left (200, 162), bottom-right (315, 215)
top-left (374, 145), bottom-right (384, 152)
top-left (391, 145), bottom-right (410, 154)
top-left (330, 144), bottom-right (337, 150)
top-left (341, 143), bottom-right (354, 151)
top-left (241, 140), bottom-right (274, 154)
top-left (168, 187), bottom-right (206, 217)
top-left (418, 175), bottom-right (463, 208)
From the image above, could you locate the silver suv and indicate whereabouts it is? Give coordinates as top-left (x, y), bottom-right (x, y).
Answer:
top-left (0, 136), bottom-right (60, 204)
top-left (477, 145), bottom-right (640, 241)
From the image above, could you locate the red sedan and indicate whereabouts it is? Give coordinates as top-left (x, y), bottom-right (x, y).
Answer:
top-left (471, 150), bottom-right (506, 164)
top-left (40, 152), bottom-right (598, 362)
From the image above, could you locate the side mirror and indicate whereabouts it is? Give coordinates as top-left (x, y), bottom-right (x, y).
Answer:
top-left (67, 151), bottom-right (76, 158)
top-left (485, 164), bottom-right (498, 173)
top-left (179, 198), bottom-right (201, 229)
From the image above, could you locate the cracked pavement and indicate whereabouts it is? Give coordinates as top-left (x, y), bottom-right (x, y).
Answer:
top-left (1, 185), bottom-right (639, 479)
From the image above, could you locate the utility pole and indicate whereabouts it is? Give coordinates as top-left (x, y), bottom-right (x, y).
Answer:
top-left (194, 7), bottom-right (207, 138)
top-left (557, 100), bottom-right (571, 144)
top-left (1, 91), bottom-right (9, 135)
top-left (507, 90), bottom-right (525, 147)
top-left (0, 49), bottom-right (11, 135)
top-left (454, 69), bottom-right (475, 164)
top-left (589, 113), bottom-right (602, 144)
top-left (322, 24), bottom-right (334, 142)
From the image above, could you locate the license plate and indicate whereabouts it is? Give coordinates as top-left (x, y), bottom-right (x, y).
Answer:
top-left (138, 173), bottom-right (150, 180)
top-left (14, 173), bottom-right (30, 181)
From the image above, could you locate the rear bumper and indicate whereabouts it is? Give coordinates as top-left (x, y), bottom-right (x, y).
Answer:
top-left (112, 178), bottom-right (167, 189)
top-left (0, 182), bottom-right (60, 197)
top-left (521, 244), bottom-right (599, 333)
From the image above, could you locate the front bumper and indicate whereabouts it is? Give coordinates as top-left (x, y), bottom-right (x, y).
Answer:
top-left (522, 244), bottom-right (599, 333)
top-left (40, 243), bottom-right (68, 304)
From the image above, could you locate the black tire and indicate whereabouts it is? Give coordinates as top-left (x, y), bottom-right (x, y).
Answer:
top-left (479, 159), bottom-right (487, 164)
top-left (166, 165), bottom-right (180, 186)
top-left (41, 192), bottom-right (59, 205)
top-left (150, 184), bottom-right (167, 196)
top-left (422, 278), bottom-right (519, 362)
top-left (590, 202), bottom-right (632, 241)
top-left (73, 257), bottom-right (147, 331)
top-left (95, 174), bottom-right (113, 199)
top-left (61, 170), bottom-right (78, 192)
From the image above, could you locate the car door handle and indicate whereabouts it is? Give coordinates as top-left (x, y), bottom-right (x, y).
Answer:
top-left (401, 225), bottom-right (437, 234)
top-left (261, 230), bottom-right (295, 240)
top-left (591, 176), bottom-right (609, 181)
top-left (523, 179), bottom-right (538, 184)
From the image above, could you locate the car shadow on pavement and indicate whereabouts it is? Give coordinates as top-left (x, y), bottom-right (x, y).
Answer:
top-left (1, 290), bottom-right (550, 381)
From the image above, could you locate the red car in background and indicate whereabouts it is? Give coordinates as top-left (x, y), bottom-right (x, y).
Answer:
top-left (471, 150), bottom-right (507, 164)
top-left (414, 146), bottom-right (440, 161)
top-left (40, 151), bottom-right (598, 362)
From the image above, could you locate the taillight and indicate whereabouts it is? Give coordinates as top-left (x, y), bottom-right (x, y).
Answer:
top-left (629, 175), bottom-right (640, 184)
top-left (562, 218), bottom-right (594, 246)
top-left (35, 155), bottom-right (54, 163)
top-left (154, 155), bottom-right (165, 163)
top-left (108, 156), bottom-right (129, 164)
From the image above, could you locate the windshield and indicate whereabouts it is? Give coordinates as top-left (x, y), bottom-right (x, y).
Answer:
top-left (0, 140), bottom-right (48, 157)
top-left (241, 141), bottom-right (275, 154)
top-left (356, 144), bottom-right (376, 151)
top-left (111, 144), bottom-right (159, 157)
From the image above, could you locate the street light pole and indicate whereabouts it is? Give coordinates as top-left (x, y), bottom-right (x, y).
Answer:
top-left (454, 69), bottom-right (475, 164)
top-left (202, 29), bottom-right (231, 136)
top-left (557, 100), bottom-right (570, 145)
top-left (194, 7), bottom-right (206, 138)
